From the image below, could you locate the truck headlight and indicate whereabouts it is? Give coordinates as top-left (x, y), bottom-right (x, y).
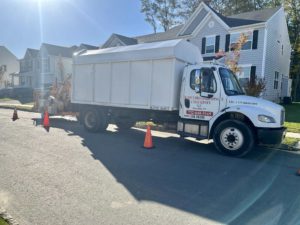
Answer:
top-left (258, 115), bottom-right (276, 123)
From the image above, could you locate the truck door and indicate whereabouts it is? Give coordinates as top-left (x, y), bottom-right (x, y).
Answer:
top-left (181, 67), bottom-right (221, 121)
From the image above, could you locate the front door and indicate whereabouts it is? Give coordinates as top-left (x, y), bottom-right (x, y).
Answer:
top-left (181, 67), bottom-right (221, 121)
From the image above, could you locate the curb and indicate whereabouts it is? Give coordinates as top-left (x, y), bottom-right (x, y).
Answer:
top-left (0, 105), bottom-right (34, 112)
top-left (0, 208), bottom-right (19, 225)
top-left (276, 143), bottom-right (300, 152)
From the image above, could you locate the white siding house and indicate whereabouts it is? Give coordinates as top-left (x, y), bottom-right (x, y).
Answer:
top-left (18, 43), bottom-right (98, 89)
top-left (0, 46), bottom-right (19, 88)
top-left (102, 2), bottom-right (291, 103)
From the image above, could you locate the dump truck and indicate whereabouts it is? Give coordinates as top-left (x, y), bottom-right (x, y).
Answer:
top-left (72, 39), bottom-right (286, 157)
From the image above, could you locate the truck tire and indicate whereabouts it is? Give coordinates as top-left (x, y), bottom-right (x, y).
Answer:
top-left (83, 108), bottom-right (108, 132)
top-left (213, 119), bottom-right (254, 157)
top-left (116, 119), bottom-right (135, 130)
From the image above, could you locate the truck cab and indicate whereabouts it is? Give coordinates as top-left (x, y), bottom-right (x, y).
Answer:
top-left (178, 63), bottom-right (286, 156)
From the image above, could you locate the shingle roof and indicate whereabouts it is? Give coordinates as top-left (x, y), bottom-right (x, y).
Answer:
top-left (135, 25), bottom-right (184, 43)
top-left (79, 44), bottom-right (99, 50)
top-left (42, 43), bottom-right (74, 58)
top-left (27, 48), bottom-right (39, 57)
top-left (228, 6), bottom-right (281, 22)
top-left (103, 5), bottom-right (281, 47)
top-left (113, 34), bottom-right (138, 45)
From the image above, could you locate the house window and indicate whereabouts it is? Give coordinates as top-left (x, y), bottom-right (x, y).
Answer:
top-left (26, 77), bottom-right (32, 86)
top-left (42, 57), bottom-right (50, 73)
top-left (274, 71), bottom-right (279, 89)
top-left (20, 76), bottom-right (25, 86)
top-left (0, 65), bottom-right (7, 73)
top-left (236, 66), bottom-right (251, 87)
top-left (230, 32), bottom-right (253, 50)
top-left (25, 60), bottom-right (33, 71)
top-left (205, 36), bottom-right (216, 54)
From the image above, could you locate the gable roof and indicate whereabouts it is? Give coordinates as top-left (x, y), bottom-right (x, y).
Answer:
top-left (0, 46), bottom-right (18, 60)
top-left (135, 25), bottom-right (183, 43)
top-left (79, 43), bottom-right (99, 50)
top-left (42, 43), bottom-right (74, 58)
top-left (27, 48), bottom-right (39, 57)
top-left (113, 34), bottom-right (138, 45)
top-left (102, 3), bottom-right (282, 48)
top-left (102, 33), bottom-right (138, 48)
top-left (224, 6), bottom-right (281, 27)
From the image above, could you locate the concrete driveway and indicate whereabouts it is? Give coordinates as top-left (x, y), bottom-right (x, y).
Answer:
top-left (0, 108), bottom-right (299, 225)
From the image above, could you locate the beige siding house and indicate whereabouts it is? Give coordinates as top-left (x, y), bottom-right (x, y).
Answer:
top-left (0, 46), bottom-right (19, 88)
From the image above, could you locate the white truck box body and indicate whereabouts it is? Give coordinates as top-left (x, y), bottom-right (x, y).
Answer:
top-left (72, 40), bottom-right (202, 111)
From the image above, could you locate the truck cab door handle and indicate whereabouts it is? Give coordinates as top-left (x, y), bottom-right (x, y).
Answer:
top-left (185, 98), bottom-right (190, 108)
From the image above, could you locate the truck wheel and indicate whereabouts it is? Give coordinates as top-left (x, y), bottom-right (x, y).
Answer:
top-left (116, 120), bottom-right (135, 130)
top-left (83, 109), bottom-right (108, 132)
top-left (213, 120), bottom-right (254, 157)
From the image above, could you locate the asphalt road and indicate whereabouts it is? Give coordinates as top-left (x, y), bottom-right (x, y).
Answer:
top-left (0, 108), bottom-right (300, 225)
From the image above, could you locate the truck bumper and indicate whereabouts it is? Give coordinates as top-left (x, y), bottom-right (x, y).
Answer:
top-left (257, 127), bottom-right (286, 146)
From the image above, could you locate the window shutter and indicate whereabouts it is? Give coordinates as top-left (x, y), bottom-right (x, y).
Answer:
top-left (250, 66), bottom-right (256, 85)
top-left (215, 35), bottom-right (220, 53)
top-left (252, 30), bottom-right (259, 49)
top-left (201, 37), bottom-right (206, 54)
top-left (225, 34), bottom-right (230, 52)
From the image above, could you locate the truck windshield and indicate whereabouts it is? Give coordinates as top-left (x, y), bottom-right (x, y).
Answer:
top-left (219, 68), bottom-right (244, 96)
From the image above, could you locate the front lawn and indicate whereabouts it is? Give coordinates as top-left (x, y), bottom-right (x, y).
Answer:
top-left (283, 137), bottom-right (300, 147)
top-left (0, 217), bottom-right (8, 225)
top-left (283, 102), bottom-right (300, 133)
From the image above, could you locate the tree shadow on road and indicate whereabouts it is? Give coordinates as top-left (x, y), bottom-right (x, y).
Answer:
top-left (49, 118), bottom-right (300, 225)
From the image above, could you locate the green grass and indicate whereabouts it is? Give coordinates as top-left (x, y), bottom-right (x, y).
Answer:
top-left (0, 98), bottom-right (14, 102)
top-left (283, 137), bottom-right (300, 146)
top-left (0, 104), bottom-right (34, 112)
top-left (284, 122), bottom-right (300, 133)
top-left (0, 217), bottom-right (9, 225)
top-left (283, 102), bottom-right (300, 133)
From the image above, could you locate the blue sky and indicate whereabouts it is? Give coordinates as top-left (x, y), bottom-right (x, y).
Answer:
top-left (0, 0), bottom-right (154, 58)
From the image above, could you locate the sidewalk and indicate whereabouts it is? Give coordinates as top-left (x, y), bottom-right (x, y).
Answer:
top-left (286, 132), bottom-right (300, 139)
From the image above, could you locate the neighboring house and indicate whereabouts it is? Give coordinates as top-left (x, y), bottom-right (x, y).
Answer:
top-left (102, 2), bottom-right (291, 102)
top-left (18, 43), bottom-right (98, 89)
top-left (0, 46), bottom-right (19, 88)
top-left (19, 48), bottom-right (39, 88)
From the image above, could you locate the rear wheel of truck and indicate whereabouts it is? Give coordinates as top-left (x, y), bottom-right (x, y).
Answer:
top-left (213, 120), bottom-right (254, 157)
top-left (83, 109), bottom-right (108, 132)
top-left (116, 119), bottom-right (135, 131)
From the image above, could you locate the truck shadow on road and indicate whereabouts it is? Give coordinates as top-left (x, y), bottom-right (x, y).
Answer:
top-left (50, 118), bottom-right (300, 225)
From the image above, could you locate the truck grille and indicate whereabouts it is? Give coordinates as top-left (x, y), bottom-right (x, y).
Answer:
top-left (280, 110), bottom-right (285, 125)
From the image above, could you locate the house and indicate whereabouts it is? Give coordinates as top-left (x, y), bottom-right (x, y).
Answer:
top-left (0, 46), bottom-right (19, 88)
top-left (18, 43), bottom-right (98, 89)
top-left (19, 48), bottom-right (39, 88)
top-left (102, 2), bottom-right (291, 102)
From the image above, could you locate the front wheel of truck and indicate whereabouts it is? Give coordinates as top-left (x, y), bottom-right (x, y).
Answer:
top-left (83, 108), bottom-right (108, 132)
top-left (213, 119), bottom-right (254, 157)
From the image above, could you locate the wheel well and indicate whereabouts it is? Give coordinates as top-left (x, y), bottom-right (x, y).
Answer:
top-left (209, 112), bottom-right (256, 140)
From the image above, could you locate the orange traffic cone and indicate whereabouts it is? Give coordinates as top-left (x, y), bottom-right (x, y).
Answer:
top-left (143, 125), bottom-right (154, 149)
top-left (43, 110), bottom-right (50, 132)
top-left (12, 107), bottom-right (19, 121)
